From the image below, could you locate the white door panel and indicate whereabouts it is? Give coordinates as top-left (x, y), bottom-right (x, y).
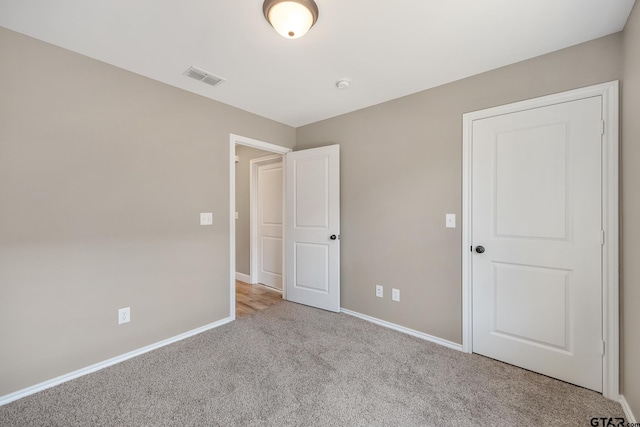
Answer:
top-left (472, 96), bottom-right (603, 392)
top-left (286, 145), bottom-right (340, 312)
top-left (295, 243), bottom-right (329, 292)
top-left (495, 122), bottom-right (568, 239)
top-left (257, 159), bottom-right (283, 289)
top-left (294, 157), bottom-right (330, 228)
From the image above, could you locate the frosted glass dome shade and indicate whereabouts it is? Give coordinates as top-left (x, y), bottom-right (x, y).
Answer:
top-left (264, 0), bottom-right (319, 39)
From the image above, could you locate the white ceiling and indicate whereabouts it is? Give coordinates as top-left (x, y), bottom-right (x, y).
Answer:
top-left (0, 0), bottom-right (635, 127)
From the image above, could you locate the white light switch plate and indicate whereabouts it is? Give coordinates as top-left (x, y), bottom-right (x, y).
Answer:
top-left (446, 214), bottom-right (456, 228)
top-left (392, 288), bottom-right (400, 302)
top-left (200, 212), bottom-right (213, 225)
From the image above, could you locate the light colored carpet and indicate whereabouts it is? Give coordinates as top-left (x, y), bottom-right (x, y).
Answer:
top-left (0, 301), bottom-right (624, 426)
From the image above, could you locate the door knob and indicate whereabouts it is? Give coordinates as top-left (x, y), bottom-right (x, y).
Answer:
top-left (475, 246), bottom-right (485, 254)
top-left (330, 234), bottom-right (337, 240)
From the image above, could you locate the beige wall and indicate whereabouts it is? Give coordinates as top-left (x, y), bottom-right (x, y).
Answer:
top-left (297, 34), bottom-right (622, 345)
top-left (0, 28), bottom-right (295, 396)
top-left (622, 1), bottom-right (640, 417)
top-left (234, 145), bottom-right (279, 276)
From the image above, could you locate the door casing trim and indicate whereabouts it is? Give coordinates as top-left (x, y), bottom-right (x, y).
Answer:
top-left (229, 134), bottom-right (291, 320)
top-left (461, 81), bottom-right (619, 400)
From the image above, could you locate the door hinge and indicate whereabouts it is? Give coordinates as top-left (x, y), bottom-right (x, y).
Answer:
top-left (600, 120), bottom-right (605, 136)
top-left (601, 230), bottom-right (605, 245)
top-left (601, 340), bottom-right (606, 356)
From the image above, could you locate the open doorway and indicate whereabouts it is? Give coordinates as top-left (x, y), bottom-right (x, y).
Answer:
top-left (235, 146), bottom-right (283, 317)
top-left (230, 134), bottom-right (342, 318)
top-left (229, 134), bottom-right (291, 319)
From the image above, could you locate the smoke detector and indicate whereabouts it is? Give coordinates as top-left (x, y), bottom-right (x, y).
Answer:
top-left (183, 66), bottom-right (226, 87)
top-left (336, 79), bottom-right (351, 89)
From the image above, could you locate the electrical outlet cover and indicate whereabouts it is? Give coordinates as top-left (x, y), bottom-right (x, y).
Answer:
top-left (376, 285), bottom-right (384, 298)
top-left (118, 307), bottom-right (131, 325)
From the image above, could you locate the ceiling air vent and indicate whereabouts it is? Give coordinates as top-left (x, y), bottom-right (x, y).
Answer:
top-left (183, 66), bottom-right (225, 87)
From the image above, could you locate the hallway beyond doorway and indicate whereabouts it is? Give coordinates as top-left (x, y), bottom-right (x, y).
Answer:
top-left (236, 280), bottom-right (282, 318)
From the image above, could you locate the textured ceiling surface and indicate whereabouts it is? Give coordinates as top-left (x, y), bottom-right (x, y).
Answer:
top-left (0, 0), bottom-right (635, 126)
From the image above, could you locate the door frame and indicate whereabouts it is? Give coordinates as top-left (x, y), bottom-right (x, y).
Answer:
top-left (461, 81), bottom-right (619, 400)
top-left (250, 154), bottom-right (284, 287)
top-left (229, 134), bottom-right (292, 320)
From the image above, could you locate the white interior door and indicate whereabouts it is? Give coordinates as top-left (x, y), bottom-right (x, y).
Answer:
top-left (472, 96), bottom-right (603, 392)
top-left (257, 158), bottom-right (283, 289)
top-left (285, 145), bottom-right (340, 312)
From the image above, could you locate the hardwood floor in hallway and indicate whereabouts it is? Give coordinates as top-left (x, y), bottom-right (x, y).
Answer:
top-left (236, 280), bottom-right (282, 318)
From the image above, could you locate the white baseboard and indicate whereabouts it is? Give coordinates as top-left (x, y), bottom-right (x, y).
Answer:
top-left (235, 272), bottom-right (251, 283)
top-left (620, 395), bottom-right (637, 423)
top-left (0, 317), bottom-right (233, 407)
top-left (340, 308), bottom-right (463, 352)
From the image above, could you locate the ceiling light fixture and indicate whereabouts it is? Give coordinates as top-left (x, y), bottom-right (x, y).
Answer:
top-left (263, 0), bottom-right (319, 39)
